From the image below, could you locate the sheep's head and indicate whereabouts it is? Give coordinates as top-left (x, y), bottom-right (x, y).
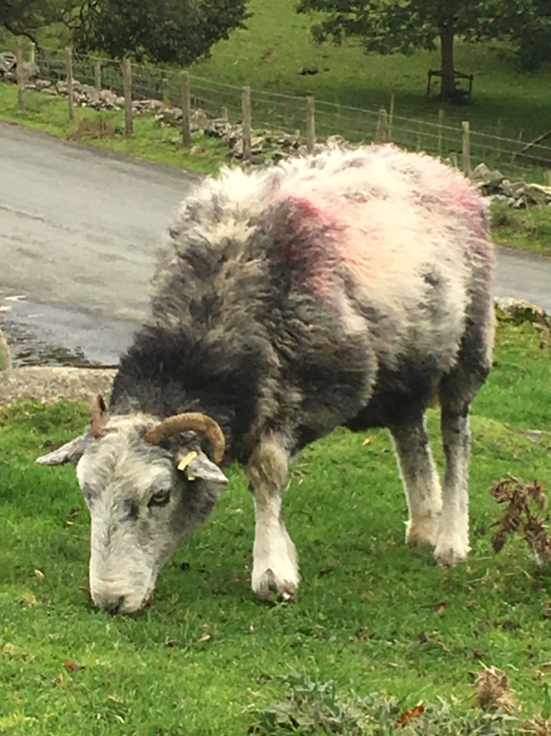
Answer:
top-left (37, 396), bottom-right (228, 614)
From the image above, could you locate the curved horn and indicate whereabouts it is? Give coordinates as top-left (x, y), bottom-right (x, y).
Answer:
top-left (89, 394), bottom-right (106, 440)
top-left (145, 413), bottom-right (225, 464)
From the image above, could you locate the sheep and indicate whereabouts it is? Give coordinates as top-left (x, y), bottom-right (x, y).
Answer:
top-left (37, 143), bottom-right (495, 614)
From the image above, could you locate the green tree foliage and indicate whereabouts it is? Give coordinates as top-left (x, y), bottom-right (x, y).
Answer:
top-left (296, 0), bottom-right (551, 102)
top-left (75, 0), bottom-right (250, 64)
top-left (0, 0), bottom-right (76, 44)
top-left (0, 0), bottom-right (61, 43)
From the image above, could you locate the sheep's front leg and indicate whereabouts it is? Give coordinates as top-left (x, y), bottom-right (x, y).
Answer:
top-left (245, 436), bottom-right (300, 600)
top-left (389, 416), bottom-right (442, 547)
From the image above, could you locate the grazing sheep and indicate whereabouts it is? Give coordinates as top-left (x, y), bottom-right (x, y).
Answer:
top-left (37, 143), bottom-right (495, 614)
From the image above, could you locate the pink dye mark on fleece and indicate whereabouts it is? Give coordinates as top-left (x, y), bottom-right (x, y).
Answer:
top-left (278, 151), bottom-right (493, 308)
top-left (279, 196), bottom-right (345, 298)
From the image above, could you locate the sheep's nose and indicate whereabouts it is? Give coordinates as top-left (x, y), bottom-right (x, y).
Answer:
top-left (104, 596), bottom-right (125, 615)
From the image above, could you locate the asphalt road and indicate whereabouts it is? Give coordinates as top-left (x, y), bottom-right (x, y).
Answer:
top-left (1, 121), bottom-right (550, 366)
top-left (0, 122), bottom-right (196, 364)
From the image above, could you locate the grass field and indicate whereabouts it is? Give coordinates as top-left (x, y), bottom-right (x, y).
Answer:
top-left (1, 319), bottom-right (551, 734)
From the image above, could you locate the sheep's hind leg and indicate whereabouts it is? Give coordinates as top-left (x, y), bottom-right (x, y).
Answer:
top-left (389, 416), bottom-right (442, 547)
top-left (434, 402), bottom-right (471, 565)
top-left (245, 436), bottom-right (300, 601)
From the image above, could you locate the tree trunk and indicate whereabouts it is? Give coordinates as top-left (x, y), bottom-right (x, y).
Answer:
top-left (439, 21), bottom-right (456, 102)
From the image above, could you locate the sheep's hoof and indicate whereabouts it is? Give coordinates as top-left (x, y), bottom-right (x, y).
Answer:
top-left (252, 568), bottom-right (299, 603)
top-left (434, 542), bottom-right (470, 567)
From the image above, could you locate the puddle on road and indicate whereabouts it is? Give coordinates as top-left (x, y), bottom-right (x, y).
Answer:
top-left (0, 297), bottom-right (137, 368)
top-left (2, 319), bottom-right (96, 367)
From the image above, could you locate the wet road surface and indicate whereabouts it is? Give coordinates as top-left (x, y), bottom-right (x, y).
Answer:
top-left (0, 121), bottom-right (196, 364)
top-left (1, 122), bottom-right (550, 367)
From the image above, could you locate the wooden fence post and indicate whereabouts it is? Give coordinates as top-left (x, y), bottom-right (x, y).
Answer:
top-left (462, 121), bottom-right (471, 176)
top-left (388, 94), bottom-right (395, 142)
top-left (376, 107), bottom-right (388, 143)
top-left (94, 60), bottom-right (101, 90)
top-left (437, 109), bottom-right (445, 156)
top-left (162, 73), bottom-right (169, 105)
top-left (511, 129), bottom-right (523, 164)
top-left (15, 40), bottom-right (25, 110)
top-left (181, 71), bottom-right (191, 147)
top-left (122, 58), bottom-right (133, 135)
top-left (242, 86), bottom-right (252, 161)
top-left (496, 119), bottom-right (502, 160)
top-left (30, 43), bottom-right (36, 64)
top-left (65, 47), bottom-right (74, 122)
top-left (306, 96), bottom-right (316, 153)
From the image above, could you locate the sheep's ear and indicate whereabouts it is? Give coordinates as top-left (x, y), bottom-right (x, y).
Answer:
top-left (176, 449), bottom-right (228, 486)
top-left (36, 433), bottom-right (91, 466)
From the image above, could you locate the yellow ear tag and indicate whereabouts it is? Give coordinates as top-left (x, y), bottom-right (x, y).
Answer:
top-left (177, 450), bottom-right (198, 472)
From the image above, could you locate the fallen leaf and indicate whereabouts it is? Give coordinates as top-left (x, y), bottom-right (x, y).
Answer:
top-left (63, 658), bottom-right (85, 672)
top-left (429, 600), bottom-right (448, 615)
top-left (362, 436), bottom-right (372, 446)
top-left (34, 569), bottom-right (45, 581)
top-left (197, 634), bottom-right (211, 643)
top-left (395, 701), bottom-right (425, 728)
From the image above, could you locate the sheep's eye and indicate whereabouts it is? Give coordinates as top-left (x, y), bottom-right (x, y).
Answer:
top-left (148, 490), bottom-right (171, 508)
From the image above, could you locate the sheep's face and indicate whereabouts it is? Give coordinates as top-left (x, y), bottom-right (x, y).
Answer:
top-left (37, 414), bottom-right (228, 614)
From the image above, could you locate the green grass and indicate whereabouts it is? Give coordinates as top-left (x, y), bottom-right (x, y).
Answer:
top-left (1, 320), bottom-right (551, 734)
top-left (491, 201), bottom-right (551, 258)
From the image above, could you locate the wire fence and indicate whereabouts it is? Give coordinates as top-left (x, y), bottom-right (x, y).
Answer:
top-left (7, 43), bottom-right (551, 183)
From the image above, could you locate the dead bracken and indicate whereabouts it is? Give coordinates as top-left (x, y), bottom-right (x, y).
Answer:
top-left (475, 665), bottom-right (515, 713)
top-left (490, 476), bottom-right (551, 565)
